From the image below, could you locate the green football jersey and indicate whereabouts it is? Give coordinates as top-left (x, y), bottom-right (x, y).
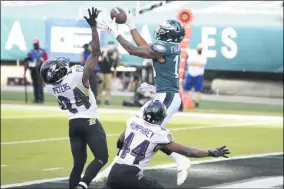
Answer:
top-left (150, 41), bottom-right (181, 93)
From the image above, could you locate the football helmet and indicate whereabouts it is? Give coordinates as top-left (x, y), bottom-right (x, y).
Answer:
top-left (143, 100), bottom-right (167, 125)
top-left (40, 57), bottom-right (70, 85)
top-left (153, 20), bottom-right (185, 43)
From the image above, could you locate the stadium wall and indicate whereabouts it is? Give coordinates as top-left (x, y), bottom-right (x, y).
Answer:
top-left (1, 17), bottom-right (283, 73)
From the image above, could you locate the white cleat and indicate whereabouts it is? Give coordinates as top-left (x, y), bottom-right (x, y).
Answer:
top-left (176, 158), bottom-right (191, 186)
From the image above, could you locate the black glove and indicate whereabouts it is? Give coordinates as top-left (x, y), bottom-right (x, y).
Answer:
top-left (208, 145), bottom-right (230, 158)
top-left (84, 7), bottom-right (99, 27)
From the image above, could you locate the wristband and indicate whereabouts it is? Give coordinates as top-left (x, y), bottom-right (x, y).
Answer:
top-left (127, 22), bottom-right (136, 31)
top-left (208, 150), bottom-right (214, 157)
top-left (112, 29), bottom-right (120, 39)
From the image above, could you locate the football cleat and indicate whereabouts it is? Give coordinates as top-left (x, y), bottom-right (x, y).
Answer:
top-left (176, 156), bottom-right (191, 186)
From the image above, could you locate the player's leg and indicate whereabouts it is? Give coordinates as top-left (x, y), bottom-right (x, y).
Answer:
top-left (138, 176), bottom-right (166, 189)
top-left (194, 75), bottom-right (204, 108)
top-left (156, 92), bottom-right (192, 186)
top-left (79, 119), bottom-right (109, 188)
top-left (69, 119), bottom-right (87, 189)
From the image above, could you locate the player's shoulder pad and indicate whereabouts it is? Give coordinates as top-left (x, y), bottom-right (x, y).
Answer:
top-left (126, 116), bottom-right (137, 128)
top-left (71, 64), bottom-right (84, 73)
top-left (152, 127), bottom-right (174, 144)
top-left (150, 42), bottom-right (168, 56)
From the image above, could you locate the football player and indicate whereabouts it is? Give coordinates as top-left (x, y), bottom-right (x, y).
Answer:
top-left (40, 8), bottom-right (108, 189)
top-left (96, 15), bottom-right (191, 185)
top-left (104, 100), bottom-right (230, 189)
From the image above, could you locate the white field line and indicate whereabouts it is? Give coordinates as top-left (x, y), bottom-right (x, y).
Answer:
top-left (1, 120), bottom-right (280, 145)
top-left (2, 114), bottom-right (66, 119)
top-left (43, 167), bottom-right (64, 171)
top-left (1, 104), bottom-right (282, 121)
top-left (1, 152), bottom-right (283, 189)
top-left (207, 176), bottom-right (283, 188)
top-left (1, 165), bottom-right (7, 167)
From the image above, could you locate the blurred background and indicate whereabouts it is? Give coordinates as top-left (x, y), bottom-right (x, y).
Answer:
top-left (1, 1), bottom-right (283, 187)
top-left (1, 1), bottom-right (283, 106)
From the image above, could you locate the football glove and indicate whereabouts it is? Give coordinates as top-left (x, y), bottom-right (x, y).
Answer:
top-left (97, 18), bottom-right (120, 38)
top-left (125, 9), bottom-right (136, 30)
top-left (84, 7), bottom-right (99, 27)
top-left (139, 82), bottom-right (156, 93)
top-left (208, 145), bottom-right (230, 158)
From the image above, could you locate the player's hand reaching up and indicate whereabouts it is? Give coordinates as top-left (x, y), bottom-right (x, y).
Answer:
top-left (84, 7), bottom-right (99, 27)
top-left (208, 146), bottom-right (230, 158)
top-left (125, 10), bottom-right (135, 30)
top-left (97, 18), bottom-right (120, 38)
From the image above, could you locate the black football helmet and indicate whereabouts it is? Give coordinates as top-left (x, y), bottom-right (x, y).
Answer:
top-left (40, 57), bottom-right (70, 85)
top-left (153, 20), bottom-right (185, 43)
top-left (143, 100), bottom-right (167, 125)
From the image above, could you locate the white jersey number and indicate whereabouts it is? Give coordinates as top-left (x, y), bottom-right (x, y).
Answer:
top-left (174, 55), bottom-right (179, 78)
top-left (120, 132), bottom-right (150, 164)
top-left (152, 55), bottom-right (180, 78)
top-left (57, 87), bottom-right (91, 114)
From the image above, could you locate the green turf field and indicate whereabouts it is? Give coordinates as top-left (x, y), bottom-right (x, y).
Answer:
top-left (1, 91), bottom-right (283, 115)
top-left (1, 104), bottom-right (283, 185)
top-left (1, 91), bottom-right (283, 185)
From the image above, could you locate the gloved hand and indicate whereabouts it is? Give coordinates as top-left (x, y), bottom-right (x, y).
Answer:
top-left (139, 82), bottom-right (156, 93)
top-left (84, 7), bottom-right (99, 27)
top-left (208, 145), bottom-right (230, 158)
top-left (97, 18), bottom-right (120, 38)
top-left (125, 9), bottom-right (136, 30)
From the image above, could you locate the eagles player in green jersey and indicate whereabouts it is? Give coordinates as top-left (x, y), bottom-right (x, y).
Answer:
top-left (97, 14), bottom-right (191, 186)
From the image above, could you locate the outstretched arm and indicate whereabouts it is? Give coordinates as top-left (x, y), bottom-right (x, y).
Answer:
top-left (97, 19), bottom-right (163, 60)
top-left (82, 7), bottom-right (101, 88)
top-left (116, 34), bottom-right (159, 59)
top-left (155, 142), bottom-right (230, 158)
top-left (130, 29), bottom-right (148, 47)
top-left (125, 11), bottom-right (148, 47)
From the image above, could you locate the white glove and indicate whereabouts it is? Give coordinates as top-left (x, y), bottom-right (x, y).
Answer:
top-left (139, 82), bottom-right (156, 93)
top-left (97, 18), bottom-right (120, 38)
top-left (125, 9), bottom-right (136, 30)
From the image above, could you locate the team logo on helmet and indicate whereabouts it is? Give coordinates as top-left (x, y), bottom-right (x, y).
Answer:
top-left (160, 22), bottom-right (175, 30)
top-left (47, 70), bottom-right (53, 81)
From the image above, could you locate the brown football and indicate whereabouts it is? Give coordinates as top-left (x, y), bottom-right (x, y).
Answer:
top-left (110, 7), bottom-right (127, 24)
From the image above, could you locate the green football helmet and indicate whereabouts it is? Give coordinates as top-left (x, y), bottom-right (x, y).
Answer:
top-left (153, 20), bottom-right (185, 43)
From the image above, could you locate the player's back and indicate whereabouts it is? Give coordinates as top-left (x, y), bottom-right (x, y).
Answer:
top-left (116, 116), bottom-right (173, 170)
top-left (46, 65), bottom-right (97, 119)
top-left (151, 41), bottom-right (181, 93)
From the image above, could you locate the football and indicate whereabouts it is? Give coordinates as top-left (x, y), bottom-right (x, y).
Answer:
top-left (110, 7), bottom-right (127, 24)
